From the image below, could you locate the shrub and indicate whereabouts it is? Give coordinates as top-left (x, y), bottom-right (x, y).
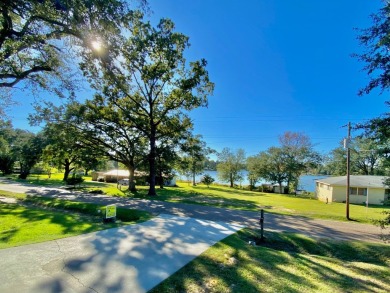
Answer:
top-left (201, 174), bottom-right (215, 187)
top-left (65, 174), bottom-right (84, 186)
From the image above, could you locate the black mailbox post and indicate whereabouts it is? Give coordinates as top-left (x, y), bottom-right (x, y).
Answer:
top-left (259, 209), bottom-right (264, 241)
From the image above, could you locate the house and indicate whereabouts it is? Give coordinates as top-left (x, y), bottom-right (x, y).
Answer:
top-left (316, 175), bottom-right (390, 205)
top-left (90, 169), bottom-right (177, 186)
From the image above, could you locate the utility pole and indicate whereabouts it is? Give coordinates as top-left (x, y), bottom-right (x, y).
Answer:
top-left (344, 122), bottom-right (351, 220)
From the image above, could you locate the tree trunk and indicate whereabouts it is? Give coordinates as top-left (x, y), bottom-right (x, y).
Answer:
top-left (230, 173), bottom-right (233, 188)
top-left (286, 178), bottom-right (290, 194)
top-left (249, 178), bottom-right (254, 191)
top-left (278, 181), bottom-right (283, 194)
top-left (63, 159), bottom-right (73, 181)
top-left (159, 167), bottom-right (164, 189)
top-left (148, 126), bottom-right (157, 196)
top-left (192, 165), bottom-right (196, 186)
top-left (126, 165), bottom-right (136, 192)
top-left (18, 163), bottom-right (29, 179)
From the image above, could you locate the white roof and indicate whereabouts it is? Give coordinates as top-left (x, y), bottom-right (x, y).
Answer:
top-left (316, 175), bottom-right (387, 188)
top-left (103, 169), bottom-right (149, 177)
top-left (104, 169), bottom-right (129, 176)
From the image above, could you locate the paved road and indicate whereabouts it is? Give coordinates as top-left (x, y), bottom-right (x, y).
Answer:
top-left (0, 179), bottom-right (386, 243)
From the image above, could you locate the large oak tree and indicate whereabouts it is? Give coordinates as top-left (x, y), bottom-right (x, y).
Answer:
top-left (81, 16), bottom-right (214, 195)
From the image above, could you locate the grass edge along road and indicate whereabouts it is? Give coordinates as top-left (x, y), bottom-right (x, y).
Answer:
top-left (0, 190), bottom-right (152, 249)
top-left (150, 229), bottom-right (390, 293)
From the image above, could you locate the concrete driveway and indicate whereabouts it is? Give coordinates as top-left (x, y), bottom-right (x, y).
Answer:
top-left (0, 214), bottom-right (242, 293)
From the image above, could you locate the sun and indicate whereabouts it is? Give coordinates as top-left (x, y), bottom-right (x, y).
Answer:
top-left (91, 40), bottom-right (102, 51)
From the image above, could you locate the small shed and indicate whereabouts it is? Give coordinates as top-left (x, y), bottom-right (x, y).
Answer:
top-left (316, 175), bottom-right (390, 205)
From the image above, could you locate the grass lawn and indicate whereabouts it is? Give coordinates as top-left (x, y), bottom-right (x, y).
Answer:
top-left (0, 203), bottom-right (115, 249)
top-left (0, 190), bottom-right (152, 249)
top-left (150, 229), bottom-right (390, 293)
top-left (130, 183), bottom-right (389, 224)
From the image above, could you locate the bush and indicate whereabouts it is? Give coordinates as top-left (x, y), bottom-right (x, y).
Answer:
top-left (201, 174), bottom-right (215, 187)
top-left (65, 174), bottom-right (84, 186)
top-left (0, 154), bottom-right (14, 175)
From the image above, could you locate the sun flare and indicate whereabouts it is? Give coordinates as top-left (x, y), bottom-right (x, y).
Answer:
top-left (91, 40), bottom-right (102, 51)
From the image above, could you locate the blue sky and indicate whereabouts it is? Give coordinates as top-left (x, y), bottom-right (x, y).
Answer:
top-left (8, 0), bottom-right (389, 157)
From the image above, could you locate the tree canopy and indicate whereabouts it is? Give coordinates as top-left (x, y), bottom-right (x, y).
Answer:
top-left (0, 119), bottom-right (46, 177)
top-left (79, 16), bottom-right (214, 195)
top-left (355, 3), bottom-right (390, 95)
top-left (217, 148), bottom-right (246, 188)
top-left (179, 134), bottom-right (213, 186)
top-left (247, 132), bottom-right (320, 193)
top-left (355, 1), bottom-right (390, 190)
top-left (0, 0), bottom-right (147, 114)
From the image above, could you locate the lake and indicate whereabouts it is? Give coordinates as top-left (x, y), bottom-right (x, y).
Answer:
top-left (178, 170), bottom-right (328, 192)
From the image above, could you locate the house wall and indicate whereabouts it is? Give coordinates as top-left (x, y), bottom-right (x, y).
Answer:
top-left (91, 171), bottom-right (105, 181)
top-left (319, 185), bottom-right (385, 205)
top-left (331, 186), bottom-right (346, 203)
top-left (366, 188), bottom-right (386, 205)
top-left (316, 183), bottom-right (333, 203)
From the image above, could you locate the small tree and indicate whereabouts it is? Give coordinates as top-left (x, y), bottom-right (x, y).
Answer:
top-left (217, 148), bottom-right (246, 188)
top-left (255, 147), bottom-right (288, 194)
top-left (180, 134), bottom-right (213, 186)
top-left (201, 174), bottom-right (215, 188)
top-left (246, 156), bottom-right (262, 190)
top-left (279, 132), bottom-right (321, 193)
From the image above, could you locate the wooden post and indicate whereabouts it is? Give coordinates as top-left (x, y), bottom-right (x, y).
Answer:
top-left (259, 209), bottom-right (264, 240)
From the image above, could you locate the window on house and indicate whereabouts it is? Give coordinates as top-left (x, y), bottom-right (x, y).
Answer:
top-left (350, 187), bottom-right (367, 196)
top-left (358, 188), bottom-right (367, 196)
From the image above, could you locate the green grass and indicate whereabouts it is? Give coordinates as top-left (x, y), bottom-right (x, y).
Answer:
top-left (1, 173), bottom-right (126, 196)
top-left (0, 190), bottom-right (152, 249)
top-left (25, 196), bottom-right (151, 223)
top-left (150, 229), bottom-right (390, 293)
top-left (130, 183), bottom-right (389, 223)
top-left (0, 203), bottom-right (117, 249)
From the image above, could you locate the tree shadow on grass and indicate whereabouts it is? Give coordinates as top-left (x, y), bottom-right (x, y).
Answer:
top-left (0, 202), bottom-right (117, 248)
top-left (131, 186), bottom-right (263, 211)
top-left (151, 229), bottom-right (390, 293)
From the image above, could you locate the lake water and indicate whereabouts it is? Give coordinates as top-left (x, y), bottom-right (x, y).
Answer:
top-left (178, 170), bottom-right (328, 192)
